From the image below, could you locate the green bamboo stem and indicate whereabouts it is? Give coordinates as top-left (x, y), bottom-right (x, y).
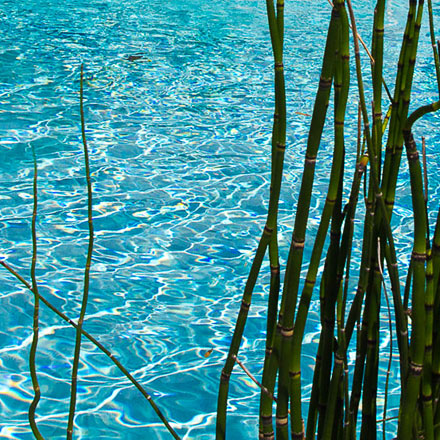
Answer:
top-left (259, 230), bottom-right (280, 440)
top-left (398, 101), bottom-right (440, 438)
top-left (305, 339), bottom-right (323, 440)
top-left (397, 138), bottom-right (425, 437)
top-left (276, 0), bottom-right (284, 50)
top-left (433, 198), bottom-right (440, 423)
top-left (274, 8), bottom-right (339, 438)
top-left (432, 206), bottom-right (440, 342)
top-left (216, 0), bottom-right (287, 435)
top-left (258, 3), bottom-right (283, 426)
top-left (380, 0), bottom-right (416, 207)
top-left (258, 3), bottom-right (284, 433)
top-left (349, 310), bottom-right (370, 436)
top-left (317, 170), bottom-right (345, 439)
top-left (66, 64), bottom-right (95, 440)
top-left (382, 0), bottom-right (423, 221)
top-left (422, 249), bottom-right (434, 440)
top-left (360, 269), bottom-right (380, 440)
top-left (376, 239), bottom-right (393, 440)
top-left (289, 7), bottom-right (349, 436)
top-left (322, 279), bottom-right (345, 440)
top-left (403, 257), bottom-right (413, 311)
top-left (28, 145), bottom-right (45, 440)
top-left (347, 0), bottom-right (409, 384)
top-left (0, 260), bottom-right (181, 439)
top-left (371, 0), bottom-right (385, 179)
top-left (427, 0), bottom-right (440, 94)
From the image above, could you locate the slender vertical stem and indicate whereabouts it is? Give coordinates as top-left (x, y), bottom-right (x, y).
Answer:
top-left (216, 0), bottom-right (287, 435)
top-left (275, 9), bottom-right (338, 438)
top-left (66, 65), bottom-right (95, 439)
top-left (28, 145), bottom-right (45, 440)
top-left (398, 100), bottom-right (440, 438)
top-left (427, 0), bottom-right (440, 94)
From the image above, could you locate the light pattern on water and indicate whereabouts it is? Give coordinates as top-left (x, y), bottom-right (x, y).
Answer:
top-left (1, 0), bottom-right (440, 438)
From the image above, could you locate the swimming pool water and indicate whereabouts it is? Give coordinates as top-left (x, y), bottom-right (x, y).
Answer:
top-left (1, 0), bottom-right (440, 438)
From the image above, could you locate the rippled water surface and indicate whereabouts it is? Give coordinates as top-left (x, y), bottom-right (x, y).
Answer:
top-left (1, 0), bottom-right (440, 438)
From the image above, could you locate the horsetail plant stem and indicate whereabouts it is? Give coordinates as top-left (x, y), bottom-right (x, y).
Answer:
top-left (28, 144), bottom-right (45, 440)
top-left (275, 7), bottom-right (339, 438)
top-left (290, 4), bottom-right (350, 437)
top-left (216, 0), bottom-right (287, 436)
top-left (427, 0), bottom-right (440, 94)
top-left (0, 260), bottom-right (181, 440)
top-left (377, 238), bottom-right (393, 440)
top-left (66, 64), bottom-right (94, 439)
top-left (398, 99), bottom-right (440, 438)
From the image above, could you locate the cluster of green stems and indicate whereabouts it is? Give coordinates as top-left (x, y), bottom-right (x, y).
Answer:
top-left (216, 0), bottom-right (440, 439)
top-left (4, 0), bottom-right (440, 439)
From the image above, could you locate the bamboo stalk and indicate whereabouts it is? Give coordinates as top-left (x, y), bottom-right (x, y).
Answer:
top-left (376, 238), bottom-right (393, 440)
top-left (398, 100), bottom-right (440, 438)
top-left (427, 0), bottom-right (440, 94)
top-left (0, 260), bottom-right (181, 439)
top-left (216, 0), bottom-right (287, 435)
top-left (422, 249), bottom-right (434, 440)
top-left (28, 144), bottom-right (45, 440)
top-left (289, 5), bottom-right (349, 436)
top-left (274, 8), bottom-right (339, 438)
top-left (66, 64), bottom-right (95, 439)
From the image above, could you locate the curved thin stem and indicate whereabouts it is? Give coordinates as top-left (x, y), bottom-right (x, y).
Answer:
top-left (0, 260), bottom-right (181, 440)
top-left (28, 144), bottom-right (45, 440)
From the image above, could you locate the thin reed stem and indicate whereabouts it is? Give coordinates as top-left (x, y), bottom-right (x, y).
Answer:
top-left (377, 238), bottom-right (393, 440)
top-left (0, 260), bottom-right (181, 439)
top-left (28, 144), bottom-right (45, 440)
top-left (216, 1), bottom-right (287, 435)
top-left (66, 64), bottom-right (94, 439)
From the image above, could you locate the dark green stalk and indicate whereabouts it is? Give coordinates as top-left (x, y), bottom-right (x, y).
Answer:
top-left (274, 8), bottom-right (338, 438)
top-left (382, 0), bottom-right (423, 220)
top-left (398, 133), bottom-right (426, 438)
top-left (360, 265), bottom-right (380, 440)
top-left (217, 1), bottom-right (286, 435)
top-left (398, 100), bottom-right (440, 438)
top-left (349, 299), bottom-right (370, 433)
top-left (0, 260), bottom-right (181, 439)
top-left (403, 258), bottom-right (413, 311)
top-left (376, 239), bottom-right (393, 440)
top-left (371, 0), bottom-right (385, 180)
top-left (422, 250), bottom-right (434, 440)
top-left (317, 167), bottom-right (345, 439)
top-left (259, 230), bottom-right (280, 440)
top-left (276, 0), bottom-right (284, 49)
top-left (380, 0), bottom-right (416, 208)
top-left (427, 0), bottom-right (440, 94)
top-left (258, 3), bottom-right (284, 435)
top-left (67, 64), bottom-right (95, 440)
top-left (28, 145), bottom-right (45, 440)
top-left (305, 339), bottom-right (322, 440)
top-left (289, 6), bottom-right (349, 436)
top-left (347, 0), bottom-right (408, 384)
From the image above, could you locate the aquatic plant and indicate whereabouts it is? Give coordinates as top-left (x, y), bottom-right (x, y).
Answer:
top-left (217, 0), bottom-right (440, 439)
top-left (1, 65), bottom-right (181, 439)
top-left (2, 0), bottom-right (440, 439)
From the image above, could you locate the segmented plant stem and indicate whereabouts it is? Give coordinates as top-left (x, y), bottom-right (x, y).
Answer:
top-left (0, 260), bottom-right (181, 439)
top-left (66, 65), bottom-right (95, 439)
top-left (28, 144), bottom-right (45, 440)
top-left (216, 0), bottom-right (286, 435)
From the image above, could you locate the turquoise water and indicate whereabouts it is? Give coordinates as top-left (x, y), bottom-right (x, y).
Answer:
top-left (1, 0), bottom-right (440, 438)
